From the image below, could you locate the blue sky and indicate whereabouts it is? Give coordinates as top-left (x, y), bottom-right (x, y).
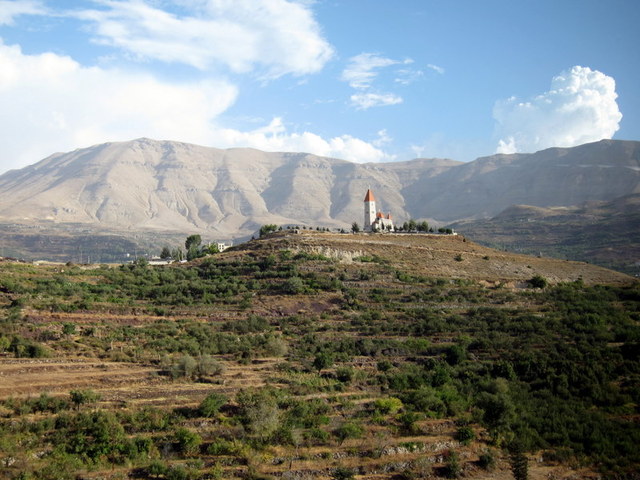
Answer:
top-left (0, 0), bottom-right (638, 174)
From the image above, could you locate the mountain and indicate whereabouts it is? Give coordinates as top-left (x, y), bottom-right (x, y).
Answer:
top-left (450, 194), bottom-right (640, 275)
top-left (0, 138), bottom-right (638, 262)
top-left (0, 138), bottom-right (458, 236)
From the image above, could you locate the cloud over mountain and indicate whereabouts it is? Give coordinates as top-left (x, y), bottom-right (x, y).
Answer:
top-left (494, 66), bottom-right (622, 154)
top-left (0, 41), bottom-right (238, 171)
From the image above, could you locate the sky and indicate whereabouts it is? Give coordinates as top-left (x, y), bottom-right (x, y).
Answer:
top-left (0, 0), bottom-right (639, 174)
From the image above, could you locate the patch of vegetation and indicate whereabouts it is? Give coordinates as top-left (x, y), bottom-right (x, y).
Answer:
top-left (0, 236), bottom-right (638, 480)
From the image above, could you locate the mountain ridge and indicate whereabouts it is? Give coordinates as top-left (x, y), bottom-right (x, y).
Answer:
top-left (0, 138), bottom-right (638, 241)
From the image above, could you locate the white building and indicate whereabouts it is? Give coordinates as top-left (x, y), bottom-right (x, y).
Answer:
top-left (363, 188), bottom-right (394, 232)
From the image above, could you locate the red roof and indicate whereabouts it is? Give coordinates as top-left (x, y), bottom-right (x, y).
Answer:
top-left (364, 189), bottom-right (376, 202)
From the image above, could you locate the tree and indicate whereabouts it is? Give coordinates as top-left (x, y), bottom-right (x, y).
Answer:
top-left (237, 389), bottom-right (281, 441)
top-left (170, 354), bottom-right (198, 379)
top-left (418, 220), bottom-right (429, 232)
top-left (408, 219), bottom-right (417, 231)
top-left (185, 234), bottom-right (202, 251)
top-left (62, 322), bottom-right (76, 336)
top-left (334, 421), bottom-right (363, 445)
top-left (160, 246), bottom-right (172, 259)
top-left (171, 247), bottom-right (184, 261)
top-left (443, 450), bottom-right (461, 478)
top-left (313, 352), bottom-right (333, 372)
top-left (195, 355), bottom-right (224, 379)
top-left (509, 444), bottom-right (528, 480)
top-left (351, 222), bottom-right (360, 233)
top-left (70, 389), bottom-right (100, 409)
top-left (174, 427), bottom-right (202, 456)
top-left (204, 243), bottom-right (220, 255)
top-left (259, 224), bottom-right (278, 237)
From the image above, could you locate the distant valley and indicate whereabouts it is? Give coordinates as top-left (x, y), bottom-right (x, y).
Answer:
top-left (451, 194), bottom-right (640, 275)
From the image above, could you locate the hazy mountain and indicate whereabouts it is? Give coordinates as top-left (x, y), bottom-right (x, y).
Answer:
top-left (450, 194), bottom-right (640, 275)
top-left (0, 138), bottom-right (638, 241)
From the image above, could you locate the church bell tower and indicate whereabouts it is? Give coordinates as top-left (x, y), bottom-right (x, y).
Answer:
top-left (364, 188), bottom-right (376, 231)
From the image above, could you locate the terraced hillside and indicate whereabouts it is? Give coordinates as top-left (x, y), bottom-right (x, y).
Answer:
top-left (0, 232), bottom-right (638, 480)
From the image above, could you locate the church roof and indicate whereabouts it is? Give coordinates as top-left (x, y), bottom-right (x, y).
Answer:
top-left (364, 189), bottom-right (376, 202)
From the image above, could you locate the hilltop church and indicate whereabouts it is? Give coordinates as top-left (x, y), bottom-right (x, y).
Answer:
top-left (363, 188), bottom-right (394, 232)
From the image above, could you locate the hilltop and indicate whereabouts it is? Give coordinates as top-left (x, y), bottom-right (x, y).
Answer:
top-left (233, 231), bottom-right (633, 286)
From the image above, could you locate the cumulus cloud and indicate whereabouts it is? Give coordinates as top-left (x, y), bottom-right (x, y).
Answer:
top-left (0, 41), bottom-right (390, 172)
top-left (494, 66), bottom-right (622, 154)
top-left (210, 118), bottom-right (393, 163)
top-left (0, 41), bottom-right (238, 171)
top-left (74, 0), bottom-right (334, 78)
top-left (0, 0), bottom-right (45, 25)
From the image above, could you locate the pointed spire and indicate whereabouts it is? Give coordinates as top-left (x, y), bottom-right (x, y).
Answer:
top-left (364, 188), bottom-right (376, 202)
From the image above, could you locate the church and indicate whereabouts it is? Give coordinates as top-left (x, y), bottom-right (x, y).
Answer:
top-left (363, 188), bottom-right (394, 232)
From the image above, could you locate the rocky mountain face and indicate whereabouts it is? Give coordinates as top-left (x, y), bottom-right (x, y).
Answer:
top-left (0, 138), bottom-right (638, 240)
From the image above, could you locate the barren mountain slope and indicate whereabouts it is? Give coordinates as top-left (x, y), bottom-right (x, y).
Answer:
top-left (0, 138), bottom-right (638, 241)
top-left (0, 138), bottom-right (459, 235)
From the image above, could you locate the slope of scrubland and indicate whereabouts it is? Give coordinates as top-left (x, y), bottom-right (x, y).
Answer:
top-left (0, 232), bottom-right (638, 480)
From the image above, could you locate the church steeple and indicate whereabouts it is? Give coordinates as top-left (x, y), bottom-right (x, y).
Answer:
top-left (363, 188), bottom-right (377, 231)
top-left (364, 188), bottom-right (376, 202)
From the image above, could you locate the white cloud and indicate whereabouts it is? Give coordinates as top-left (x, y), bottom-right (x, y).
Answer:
top-left (350, 92), bottom-right (403, 110)
top-left (341, 53), bottom-right (414, 110)
top-left (341, 53), bottom-right (400, 89)
top-left (0, 0), bottom-right (45, 25)
top-left (494, 66), bottom-right (622, 154)
top-left (0, 41), bottom-right (391, 172)
top-left (74, 0), bottom-right (334, 78)
top-left (426, 63), bottom-right (444, 75)
top-left (210, 118), bottom-right (393, 163)
top-left (0, 41), bottom-right (238, 172)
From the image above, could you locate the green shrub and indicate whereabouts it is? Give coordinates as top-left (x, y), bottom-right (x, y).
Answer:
top-left (455, 425), bottom-right (475, 445)
top-left (174, 427), bottom-right (202, 456)
top-left (199, 392), bottom-right (228, 417)
top-left (442, 450), bottom-right (461, 478)
top-left (528, 275), bottom-right (547, 289)
top-left (334, 422), bottom-right (364, 445)
top-left (335, 366), bottom-right (355, 383)
top-left (69, 389), bottom-right (100, 409)
top-left (333, 466), bottom-right (356, 480)
top-left (374, 397), bottom-right (403, 414)
top-left (478, 450), bottom-right (496, 470)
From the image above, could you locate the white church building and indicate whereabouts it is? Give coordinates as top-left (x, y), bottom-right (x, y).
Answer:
top-left (363, 188), bottom-right (394, 232)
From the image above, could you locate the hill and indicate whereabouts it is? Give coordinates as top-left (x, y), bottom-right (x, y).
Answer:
top-left (0, 232), bottom-right (638, 479)
top-left (450, 194), bottom-right (640, 276)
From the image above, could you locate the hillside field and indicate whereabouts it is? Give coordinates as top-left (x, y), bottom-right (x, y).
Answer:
top-left (0, 232), bottom-right (638, 480)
